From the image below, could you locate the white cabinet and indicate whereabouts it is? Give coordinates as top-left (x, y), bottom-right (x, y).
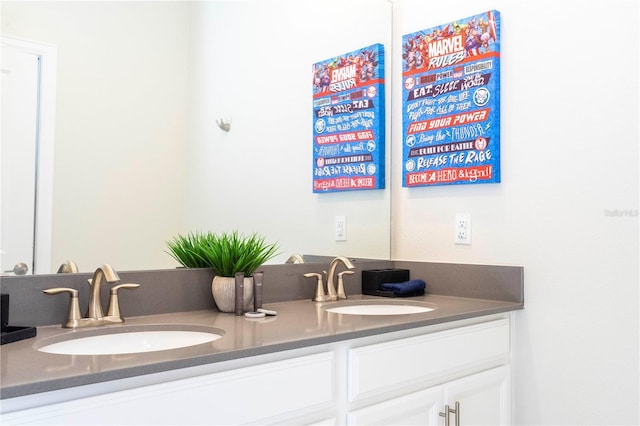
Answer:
top-left (346, 318), bottom-right (512, 426)
top-left (347, 366), bottom-right (510, 426)
top-left (1, 352), bottom-right (336, 425)
top-left (1, 315), bottom-right (512, 425)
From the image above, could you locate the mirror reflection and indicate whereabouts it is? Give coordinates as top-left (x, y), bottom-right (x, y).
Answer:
top-left (1, 0), bottom-right (392, 274)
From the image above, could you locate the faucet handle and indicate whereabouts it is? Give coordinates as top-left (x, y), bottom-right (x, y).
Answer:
top-left (110, 283), bottom-right (140, 292)
top-left (105, 283), bottom-right (140, 322)
top-left (337, 270), bottom-right (355, 300)
top-left (43, 287), bottom-right (78, 296)
top-left (43, 288), bottom-right (83, 328)
top-left (304, 273), bottom-right (329, 302)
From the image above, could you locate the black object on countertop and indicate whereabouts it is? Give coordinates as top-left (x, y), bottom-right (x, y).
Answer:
top-left (1, 293), bottom-right (37, 345)
top-left (1, 293), bottom-right (8, 330)
top-left (362, 268), bottom-right (425, 297)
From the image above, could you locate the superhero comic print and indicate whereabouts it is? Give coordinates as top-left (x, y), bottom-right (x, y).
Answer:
top-left (312, 43), bottom-right (385, 193)
top-left (402, 10), bottom-right (501, 187)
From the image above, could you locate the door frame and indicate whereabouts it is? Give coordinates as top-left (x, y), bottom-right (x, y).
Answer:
top-left (1, 35), bottom-right (57, 274)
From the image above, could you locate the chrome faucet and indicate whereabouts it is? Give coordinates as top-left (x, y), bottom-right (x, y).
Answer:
top-left (44, 264), bottom-right (140, 328)
top-left (325, 256), bottom-right (355, 301)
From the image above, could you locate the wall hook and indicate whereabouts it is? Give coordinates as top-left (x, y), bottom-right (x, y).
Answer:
top-left (216, 118), bottom-right (231, 132)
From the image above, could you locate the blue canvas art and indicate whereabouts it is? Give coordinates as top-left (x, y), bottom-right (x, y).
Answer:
top-left (312, 43), bottom-right (385, 193)
top-left (401, 10), bottom-right (501, 187)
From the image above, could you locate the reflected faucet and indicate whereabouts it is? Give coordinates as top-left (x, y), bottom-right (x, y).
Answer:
top-left (285, 254), bottom-right (305, 264)
top-left (57, 260), bottom-right (79, 274)
top-left (325, 256), bottom-right (355, 301)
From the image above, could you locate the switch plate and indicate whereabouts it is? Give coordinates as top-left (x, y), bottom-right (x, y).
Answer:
top-left (335, 216), bottom-right (347, 241)
top-left (454, 213), bottom-right (471, 245)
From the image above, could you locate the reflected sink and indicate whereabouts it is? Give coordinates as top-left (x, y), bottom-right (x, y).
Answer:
top-left (36, 324), bottom-right (224, 355)
top-left (324, 300), bottom-right (435, 316)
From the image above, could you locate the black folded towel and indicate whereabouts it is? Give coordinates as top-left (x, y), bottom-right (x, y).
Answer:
top-left (380, 279), bottom-right (426, 295)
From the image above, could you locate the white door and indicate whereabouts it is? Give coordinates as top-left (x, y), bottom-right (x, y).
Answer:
top-left (1, 45), bottom-right (40, 275)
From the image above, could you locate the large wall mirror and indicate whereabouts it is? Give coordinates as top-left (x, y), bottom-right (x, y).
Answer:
top-left (1, 1), bottom-right (392, 274)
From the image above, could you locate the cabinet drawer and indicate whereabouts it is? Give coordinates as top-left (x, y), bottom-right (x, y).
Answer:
top-left (348, 318), bottom-right (510, 401)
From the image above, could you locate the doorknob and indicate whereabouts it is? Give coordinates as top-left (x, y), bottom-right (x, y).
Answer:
top-left (3, 262), bottom-right (28, 275)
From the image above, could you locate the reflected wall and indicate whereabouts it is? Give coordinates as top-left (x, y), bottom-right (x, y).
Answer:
top-left (1, 0), bottom-right (392, 273)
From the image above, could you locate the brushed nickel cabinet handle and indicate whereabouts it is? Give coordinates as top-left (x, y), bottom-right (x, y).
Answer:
top-left (439, 401), bottom-right (460, 426)
top-left (450, 401), bottom-right (460, 426)
top-left (439, 404), bottom-right (451, 426)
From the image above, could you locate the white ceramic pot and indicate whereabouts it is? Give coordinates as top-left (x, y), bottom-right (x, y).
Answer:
top-left (211, 275), bottom-right (254, 313)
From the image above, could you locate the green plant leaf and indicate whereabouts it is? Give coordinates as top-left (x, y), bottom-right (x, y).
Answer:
top-left (166, 230), bottom-right (280, 276)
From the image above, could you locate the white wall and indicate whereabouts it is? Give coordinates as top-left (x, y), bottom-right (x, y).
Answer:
top-left (186, 0), bottom-right (392, 262)
top-left (392, 1), bottom-right (639, 424)
top-left (1, 2), bottom-right (190, 271)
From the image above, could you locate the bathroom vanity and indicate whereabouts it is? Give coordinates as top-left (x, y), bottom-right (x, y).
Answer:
top-left (0, 261), bottom-right (523, 425)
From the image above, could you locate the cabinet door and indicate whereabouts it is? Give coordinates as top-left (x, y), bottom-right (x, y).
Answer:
top-left (444, 365), bottom-right (511, 426)
top-left (348, 366), bottom-right (511, 426)
top-left (347, 386), bottom-right (442, 425)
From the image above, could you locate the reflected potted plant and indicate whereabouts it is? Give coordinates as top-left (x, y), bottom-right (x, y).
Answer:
top-left (167, 230), bottom-right (279, 312)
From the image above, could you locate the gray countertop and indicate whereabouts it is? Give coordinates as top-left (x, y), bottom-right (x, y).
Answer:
top-left (0, 293), bottom-right (522, 400)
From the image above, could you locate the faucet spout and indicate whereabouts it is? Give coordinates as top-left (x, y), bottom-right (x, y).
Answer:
top-left (326, 256), bottom-right (355, 300)
top-left (87, 264), bottom-right (120, 319)
top-left (285, 254), bottom-right (305, 264)
top-left (56, 260), bottom-right (79, 273)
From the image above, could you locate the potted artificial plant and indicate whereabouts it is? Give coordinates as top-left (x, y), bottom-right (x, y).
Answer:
top-left (167, 230), bottom-right (279, 312)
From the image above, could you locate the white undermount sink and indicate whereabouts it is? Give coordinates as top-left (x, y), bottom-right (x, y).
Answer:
top-left (324, 300), bottom-right (435, 316)
top-left (36, 324), bottom-right (225, 355)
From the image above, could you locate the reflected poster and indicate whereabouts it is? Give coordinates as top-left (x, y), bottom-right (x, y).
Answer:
top-left (312, 43), bottom-right (385, 193)
top-left (401, 10), bottom-right (501, 187)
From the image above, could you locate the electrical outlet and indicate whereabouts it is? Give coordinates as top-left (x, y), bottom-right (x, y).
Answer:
top-left (456, 215), bottom-right (469, 229)
top-left (454, 213), bottom-right (471, 245)
top-left (335, 216), bottom-right (347, 241)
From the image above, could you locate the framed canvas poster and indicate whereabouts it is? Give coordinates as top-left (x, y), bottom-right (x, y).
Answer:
top-left (401, 10), bottom-right (501, 187)
top-left (312, 43), bottom-right (385, 193)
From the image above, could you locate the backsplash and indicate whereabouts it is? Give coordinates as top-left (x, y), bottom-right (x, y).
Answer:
top-left (0, 260), bottom-right (522, 327)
